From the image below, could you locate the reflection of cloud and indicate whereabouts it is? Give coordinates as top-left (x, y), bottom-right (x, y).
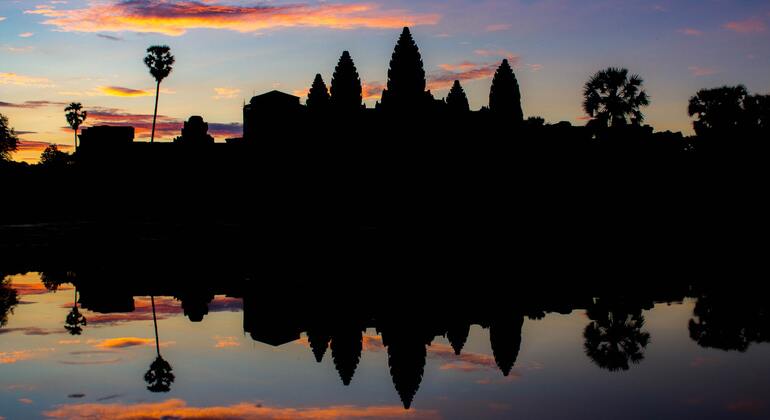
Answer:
top-left (26, 1), bottom-right (440, 36)
top-left (19, 398), bottom-right (34, 404)
top-left (0, 326), bottom-right (62, 336)
top-left (723, 17), bottom-right (766, 34)
top-left (0, 348), bottom-right (55, 365)
top-left (208, 296), bottom-right (243, 312)
top-left (43, 399), bottom-right (440, 419)
top-left (727, 399), bottom-right (767, 415)
top-left (58, 350), bottom-right (122, 365)
top-left (214, 336), bottom-right (240, 348)
top-left (94, 337), bottom-right (156, 349)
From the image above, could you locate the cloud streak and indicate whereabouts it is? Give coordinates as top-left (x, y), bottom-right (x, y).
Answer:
top-left (98, 86), bottom-right (154, 97)
top-left (0, 72), bottom-right (54, 87)
top-left (26, 1), bottom-right (441, 36)
top-left (42, 399), bottom-right (440, 419)
top-left (723, 17), bottom-right (766, 34)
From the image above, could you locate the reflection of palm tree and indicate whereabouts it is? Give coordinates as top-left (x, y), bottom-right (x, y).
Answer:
top-left (1, 276), bottom-right (20, 328)
top-left (144, 296), bottom-right (175, 392)
top-left (584, 299), bottom-right (650, 372)
top-left (64, 287), bottom-right (87, 335)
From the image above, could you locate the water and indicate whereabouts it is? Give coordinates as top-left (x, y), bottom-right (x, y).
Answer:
top-left (1, 273), bottom-right (769, 419)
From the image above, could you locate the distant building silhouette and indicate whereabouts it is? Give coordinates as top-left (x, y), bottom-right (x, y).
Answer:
top-left (307, 74), bottom-right (330, 112)
top-left (330, 51), bottom-right (363, 113)
top-left (380, 27), bottom-right (433, 112)
top-left (489, 59), bottom-right (524, 123)
top-left (446, 81), bottom-right (470, 113)
top-left (174, 116), bottom-right (214, 145)
top-left (243, 90), bottom-right (304, 141)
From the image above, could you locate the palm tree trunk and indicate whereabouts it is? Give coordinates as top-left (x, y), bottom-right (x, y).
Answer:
top-left (151, 295), bottom-right (160, 357)
top-left (150, 81), bottom-right (160, 144)
top-left (74, 129), bottom-right (78, 152)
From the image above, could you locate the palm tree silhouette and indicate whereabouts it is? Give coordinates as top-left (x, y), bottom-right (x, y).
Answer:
top-left (583, 67), bottom-right (649, 128)
top-left (583, 299), bottom-right (650, 372)
top-left (144, 296), bottom-right (175, 392)
top-left (64, 286), bottom-right (87, 335)
top-left (144, 46), bottom-right (175, 143)
top-left (64, 103), bottom-right (87, 151)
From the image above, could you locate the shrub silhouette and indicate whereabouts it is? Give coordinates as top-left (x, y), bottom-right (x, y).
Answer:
top-left (39, 144), bottom-right (71, 168)
top-left (144, 45), bottom-right (175, 143)
top-left (307, 74), bottom-right (330, 111)
top-left (380, 27), bottom-right (432, 112)
top-left (330, 51), bottom-right (363, 113)
top-left (583, 67), bottom-right (649, 128)
top-left (64, 103), bottom-right (86, 152)
top-left (489, 59), bottom-right (524, 122)
top-left (446, 80), bottom-right (470, 113)
top-left (0, 113), bottom-right (19, 161)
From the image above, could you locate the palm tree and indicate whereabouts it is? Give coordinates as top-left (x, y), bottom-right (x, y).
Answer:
top-left (583, 67), bottom-right (649, 128)
top-left (144, 46), bottom-right (175, 143)
top-left (144, 296), bottom-right (175, 392)
top-left (64, 103), bottom-right (87, 151)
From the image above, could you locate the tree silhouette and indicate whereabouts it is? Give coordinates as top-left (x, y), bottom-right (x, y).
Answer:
top-left (1, 276), bottom-right (19, 328)
top-left (380, 27), bottom-right (430, 111)
top-left (144, 296), bottom-right (175, 392)
top-left (330, 51), bottom-right (362, 113)
top-left (687, 85), bottom-right (748, 137)
top-left (307, 74), bottom-right (330, 111)
top-left (446, 81), bottom-right (470, 113)
top-left (0, 114), bottom-right (19, 161)
top-left (64, 103), bottom-right (86, 152)
top-left (144, 45), bottom-right (175, 143)
top-left (489, 59), bottom-right (524, 122)
top-left (64, 287), bottom-right (87, 335)
top-left (744, 93), bottom-right (770, 132)
top-left (583, 67), bottom-right (649, 128)
top-left (688, 291), bottom-right (770, 352)
top-left (39, 144), bottom-right (71, 169)
top-left (583, 298), bottom-right (650, 372)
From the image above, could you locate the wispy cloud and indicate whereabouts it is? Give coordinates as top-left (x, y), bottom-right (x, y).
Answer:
top-left (18, 32), bottom-right (34, 38)
top-left (678, 28), bottom-right (703, 36)
top-left (213, 87), bottom-right (241, 100)
top-left (0, 72), bottom-right (54, 87)
top-left (723, 17), bottom-right (766, 34)
top-left (0, 100), bottom-right (66, 109)
top-left (0, 17), bottom-right (7, 22)
top-left (3, 45), bottom-right (34, 53)
top-left (213, 336), bottom-right (240, 348)
top-left (42, 398), bottom-right (441, 419)
top-left (688, 66), bottom-right (718, 77)
top-left (96, 33), bottom-right (123, 41)
top-left (98, 86), bottom-right (154, 97)
top-left (26, 1), bottom-right (441, 37)
top-left (485, 23), bottom-right (511, 32)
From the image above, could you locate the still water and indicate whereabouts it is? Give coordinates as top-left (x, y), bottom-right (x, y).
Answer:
top-left (1, 273), bottom-right (769, 420)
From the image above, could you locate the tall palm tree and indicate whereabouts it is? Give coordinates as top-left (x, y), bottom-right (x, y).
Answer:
top-left (144, 46), bottom-right (175, 143)
top-left (583, 67), bottom-right (649, 128)
top-left (64, 103), bottom-right (87, 151)
top-left (144, 296), bottom-right (175, 392)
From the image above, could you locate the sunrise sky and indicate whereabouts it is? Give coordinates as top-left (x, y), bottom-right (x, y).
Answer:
top-left (2, 0), bottom-right (770, 162)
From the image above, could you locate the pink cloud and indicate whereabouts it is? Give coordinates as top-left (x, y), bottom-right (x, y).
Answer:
top-left (678, 28), bottom-right (703, 36)
top-left (485, 23), bottom-right (511, 32)
top-left (26, 1), bottom-right (440, 36)
top-left (723, 17), bottom-right (766, 34)
top-left (688, 66), bottom-right (718, 77)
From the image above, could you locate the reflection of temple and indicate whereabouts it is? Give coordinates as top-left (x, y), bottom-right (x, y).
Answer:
top-left (5, 267), bottom-right (769, 411)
